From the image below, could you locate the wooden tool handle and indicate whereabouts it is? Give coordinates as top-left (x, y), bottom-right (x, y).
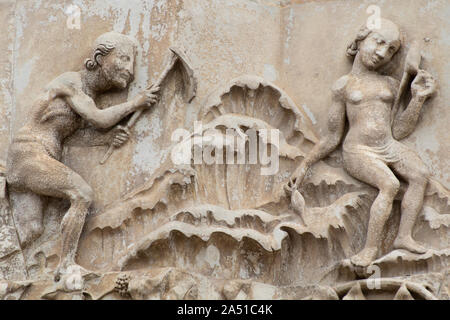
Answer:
top-left (99, 51), bottom-right (179, 165)
top-left (100, 144), bottom-right (115, 164)
top-left (127, 108), bottom-right (144, 129)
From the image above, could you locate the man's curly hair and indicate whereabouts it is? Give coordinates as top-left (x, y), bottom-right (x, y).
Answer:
top-left (85, 32), bottom-right (138, 71)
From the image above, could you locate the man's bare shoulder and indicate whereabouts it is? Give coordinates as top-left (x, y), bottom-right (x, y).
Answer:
top-left (44, 72), bottom-right (84, 98)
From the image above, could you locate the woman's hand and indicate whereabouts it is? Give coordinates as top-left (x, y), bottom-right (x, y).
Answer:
top-left (284, 162), bottom-right (309, 195)
top-left (411, 70), bottom-right (436, 99)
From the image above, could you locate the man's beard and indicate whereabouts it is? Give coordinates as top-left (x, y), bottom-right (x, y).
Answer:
top-left (102, 67), bottom-right (129, 90)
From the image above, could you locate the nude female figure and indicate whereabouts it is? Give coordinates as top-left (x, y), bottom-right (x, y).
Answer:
top-left (287, 19), bottom-right (436, 267)
top-left (6, 32), bottom-right (159, 277)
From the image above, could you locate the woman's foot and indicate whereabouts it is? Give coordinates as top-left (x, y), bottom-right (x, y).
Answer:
top-left (393, 236), bottom-right (427, 254)
top-left (350, 247), bottom-right (378, 267)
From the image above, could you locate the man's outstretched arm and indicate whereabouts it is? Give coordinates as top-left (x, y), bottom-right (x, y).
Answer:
top-left (63, 87), bottom-right (158, 129)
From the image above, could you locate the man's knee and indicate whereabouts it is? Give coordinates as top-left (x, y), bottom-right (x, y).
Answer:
top-left (72, 182), bottom-right (94, 204)
top-left (68, 173), bottom-right (94, 204)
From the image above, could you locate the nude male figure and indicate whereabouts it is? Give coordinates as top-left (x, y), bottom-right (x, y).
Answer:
top-left (6, 32), bottom-right (159, 278)
top-left (286, 19), bottom-right (436, 267)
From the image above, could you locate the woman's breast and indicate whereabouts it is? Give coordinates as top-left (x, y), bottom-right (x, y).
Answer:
top-left (347, 88), bottom-right (394, 105)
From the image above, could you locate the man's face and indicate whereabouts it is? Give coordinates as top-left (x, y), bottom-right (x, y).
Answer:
top-left (101, 45), bottom-right (136, 89)
top-left (359, 29), bottom-right (401, 70)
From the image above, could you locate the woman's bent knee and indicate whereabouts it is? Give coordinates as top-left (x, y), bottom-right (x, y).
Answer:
top-left (410, 166), bottom-right (430, 185)
top-left (380, 178), bottom-right (400, 198)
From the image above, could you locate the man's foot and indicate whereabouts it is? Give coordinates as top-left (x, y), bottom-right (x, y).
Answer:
top-left (350, 247), bottom-right (378, 268)
top-left (393, 236), bottom-right (427, 254)
top-left (54, 263), bottom-right (97, 282)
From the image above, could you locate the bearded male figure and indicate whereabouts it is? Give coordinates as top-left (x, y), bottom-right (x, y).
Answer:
top-left (6, 32), bottom-right (159, 278)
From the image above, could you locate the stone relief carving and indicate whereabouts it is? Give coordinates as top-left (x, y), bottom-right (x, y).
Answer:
top-left (287, 18), bottom-right (439, 268)
top-left (5, 32), bottom-right (160, 280)
top-left (0, 7), bottom-right (448, 300)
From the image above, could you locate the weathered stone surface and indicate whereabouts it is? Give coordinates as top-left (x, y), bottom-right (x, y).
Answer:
top-left (0, 0), bottom-right (448, 300)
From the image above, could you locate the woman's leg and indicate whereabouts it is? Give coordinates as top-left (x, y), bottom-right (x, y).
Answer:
top-left (391, 148), bottom-right (430, 254)
top-left (343, 152), bottom-right (400, 267)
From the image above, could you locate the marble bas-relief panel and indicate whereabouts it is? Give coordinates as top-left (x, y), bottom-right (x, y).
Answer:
top-left (0, 0), bottom-right (448, 300)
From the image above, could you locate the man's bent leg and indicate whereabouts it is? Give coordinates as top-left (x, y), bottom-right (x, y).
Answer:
top-left (12, 151), bottom-right (94, 276)
top-left (59, 172), bottom-right (94, 270)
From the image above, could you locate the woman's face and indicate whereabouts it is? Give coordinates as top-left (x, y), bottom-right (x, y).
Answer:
top-left (359, 30), bottom-right (401, 70)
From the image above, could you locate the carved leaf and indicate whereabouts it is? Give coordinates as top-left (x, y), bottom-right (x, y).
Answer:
top-left (422, 206), bottom-right (450, 229)
top-left (201, 75), bottom-right (318, 147)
